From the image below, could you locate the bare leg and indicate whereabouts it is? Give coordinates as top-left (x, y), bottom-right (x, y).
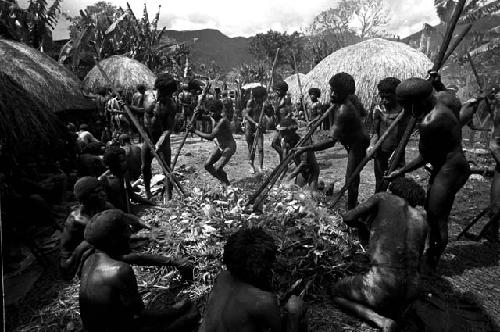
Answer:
top-left (374, 152), bottom-right (389, 193)
top-left (141, 143), bottom-right (153, 199)
top-left (205, 147), bottom-right (224, 183)
top-left (332, 297), bottom-right (397, 332)
top-left (214, 144), bottom-right (236, 186)
top-left (245, 125), bottom-right (256, 173)
top-left (271, 131), bottom-right (283, 163)
top-left (257, 132), bottom-right (264, 172)
top-left (346, 144), bottom-right (367, 210)
top-left (479, 168), bottom-right (500, 242)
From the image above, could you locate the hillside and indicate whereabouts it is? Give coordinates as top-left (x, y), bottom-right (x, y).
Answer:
top-left (161, 29), bottom-right (252, 73)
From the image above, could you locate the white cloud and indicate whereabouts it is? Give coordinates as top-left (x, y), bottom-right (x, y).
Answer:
top-left (50, 0), bottom-right (440, 40)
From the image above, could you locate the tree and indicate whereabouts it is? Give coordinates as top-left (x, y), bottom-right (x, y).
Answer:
top-left (249, 30), bottom-right (303, 72)
top-left (59, 1), bottom-right (189, 74)
top-left (0, 0), bottom-right (62, 50)
top-left (352, 0), bottom-right (389, 40)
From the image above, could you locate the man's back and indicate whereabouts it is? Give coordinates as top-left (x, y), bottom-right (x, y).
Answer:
top-left (199, 271), bottom-right (279, 332)
top-left (80, 252), bottom-right (143, 332)
top-left (331, 99), bottom-right (368, 146)
top-left (369, 193), bottom-right (427, 269)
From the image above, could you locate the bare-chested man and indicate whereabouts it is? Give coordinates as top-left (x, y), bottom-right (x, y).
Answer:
top-left (386, 78), bottom-right (470, 269)
top-left (271, 81), bottom-right (292, 162)
top-left (245, 87), bottom-right (271, 173)
top-left (178, 81), bottom-right (196, 133)
top-left (330, 177), bottom-right (427, 332)
top-left (189, 99), bottom-right (236, 185)
top-left (142, 74), bottom-right (178, 200)
top-left (368, 77), bottom-right (408, 191)
top-left (279, 118), bottom-right (319, 190)
top-left (308, 87), bottom-right (322, 120)
top-left (199, 227), bottom-right (305, 332)
top-left (101, 146), bottom-right (153, 213)
top-left (295, 72), bottom-right (370, 209)
top-left (119, 134), bottom-right (142, 182)
top-left (79, 209), bottom-right (199, 332)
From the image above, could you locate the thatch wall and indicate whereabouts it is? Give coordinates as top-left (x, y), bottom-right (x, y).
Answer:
top-left (83, 55), bottom-right (156, 100)
top-left (0, 71), bottom-right (68, 160)
top-left (287, 38), bottom-right (433, 108)
top-left (284, 73), bottom-right (306, 89)
top-left (0, 38), bottom-right (95, 113)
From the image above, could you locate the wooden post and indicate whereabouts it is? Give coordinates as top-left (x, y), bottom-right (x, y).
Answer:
top-left (292, 51), bottom-right (309, 123)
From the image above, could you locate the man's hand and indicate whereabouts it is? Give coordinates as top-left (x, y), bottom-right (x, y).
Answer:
top-left (366, 145), bottom-right (375, 156)
top-left (292, 146), bottom-right (307, 155)
top-left (176, 258), bottom-right (194, 281)
top-left (384, 169), bottom-right (402, 181)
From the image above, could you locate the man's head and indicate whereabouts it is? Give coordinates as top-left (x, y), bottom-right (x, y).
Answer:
top-left (74, 176), bottom-right (107, 209)
top-left (137, 84), bottom-right (146, 94)
top-left (85, 209), bottom-right (132, 255)
top-left (103, 146), bottom-right (127, 176)
top-left (329, 72), bottom-right (355, 103)
top-left (155, 73), bottom-right (177, 99)
top-left (82, 141), bottom-right (105, 155)
top-left (273, 80), bottom-right (288, 97)
top-left (377, 77), bottom-right (401, 108)
top-left (246, 99), bottom-right (255, 110)
top-left (277, 118), bottom-right (298, 141)
top-left (222, 90), bottom-right (228, 98)
top-left (396, 77), bottom-right (434, 118)
top-left (207, 99), bottom-right (224, 121)
top-left (67, 123), bottom-right (76, 132)
top-left (252, 86), bottom-right (267, 103)
top-left (223, 227), bottom-right (277, 290)
top-left (388, 177), bottom-right (426, 207)
top-left (118, 134), bottom-right (131, 146)
top-left (79, 123), bottom-right (89, 132)
top-left (308, 87), bottom-right (321, 101)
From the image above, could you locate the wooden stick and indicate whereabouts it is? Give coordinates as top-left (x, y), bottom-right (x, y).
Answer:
top-left (170, 81), bottom-right (211, 170)
top-left (250, 48), bottom-right (280, 161)
top-left (432, 0), bottom-right (468, 72)
top-left (330, 108), bottom-right (409, 208)
top-left (93, 58), bottom-right (186, 197)
top-left (248, 105), bottom-right (335, 208)
top-left (467, 53), bottom-right (494, 117)
top-left (292, 51), bottom-right (309, 123)
top-left (442, 23), bottom-right (473, 65)
top-left (456, 207), bottom-right (489, 240)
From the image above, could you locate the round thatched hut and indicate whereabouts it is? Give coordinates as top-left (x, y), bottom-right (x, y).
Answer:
top-left (287, 38), bottom-right (433, 108)
top-left (0, 38), bottom-right (95, 114)
top-left (84, 55), bottom-right (156, 100)
top-left (284, 73), bottom-right (306, 89)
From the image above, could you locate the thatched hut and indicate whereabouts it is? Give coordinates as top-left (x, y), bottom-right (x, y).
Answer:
top-left (84, 55), bottom-right (156, 101)
top-left (0, 38), bottom-right (95, 114)
top-left (287, 38), bottom-right (433, 108)
top-left (284, 73), bottom-right (306, 89)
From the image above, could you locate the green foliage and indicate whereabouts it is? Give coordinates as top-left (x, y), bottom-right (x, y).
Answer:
top-left (60, 1), bottom-right (189, 74)
top-left (0, 0), bottom-right (62, 50)
top-left (249, 29), bottom-right (303, 70)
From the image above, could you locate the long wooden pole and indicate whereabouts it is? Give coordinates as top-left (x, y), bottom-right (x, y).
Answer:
top-left (248, 105), bottom-right (335, 208)
top-left (456, 207), bottom-right (489, 240)
top-left (292, 51), bottom-right (309, 123)
top-left (93, 58), bottom-right (186, 197)
top-left (330, 108), bottom-right (409, 208)
top-left (442, 23), bottom-right (473, 65)
top-left (170, 81), bottom-right (211, 170)
top-left (250, 48), bottom-right (280, 161)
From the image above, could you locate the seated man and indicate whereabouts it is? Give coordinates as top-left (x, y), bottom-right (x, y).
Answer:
top-left (77, 124), bottom-right (99, 147)
top-left (199, 227), bottom-right (305, 332)
top-left (60, 176), bottom-right (112, 279)
top-left (279, 118), bottom-right (319, 190)
top-left (330, 177), bottom-right (428, 332)
top-left (119, 134), bottom-right (142, 182)
top-left (77, 142), bottom-right (106, 178)
top-left (80, 209), bottom-right (199, 332)
top-left (189, 99), bottom-right (236, 186)
top-left (100, 146), bottom-right (153, 213)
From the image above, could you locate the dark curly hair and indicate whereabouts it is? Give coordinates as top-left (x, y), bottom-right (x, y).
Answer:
top-left (155, 73), bottom-right (178, 97)
top-left (308, 87), bottom-right (321, 97)
top-left (329, 72), bottom-right (355, 101)
top-left (273, 80), bottom-right (288, 92)
top-left (103, 146), bottom-right (126, 175)
top-left (377, 77), bottom-right (401, 93)
top-left (223, 227), bottom-right (277, 290)
top-left (388, 177), bottom-right (426, 207)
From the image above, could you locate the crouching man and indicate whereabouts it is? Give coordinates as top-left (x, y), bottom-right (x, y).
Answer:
top-left (80, 209), bottom-right (199, 332)
top-left (329, 177), bottom-right (428, 332)
top-left (199, 227), bottom-right (305, 332)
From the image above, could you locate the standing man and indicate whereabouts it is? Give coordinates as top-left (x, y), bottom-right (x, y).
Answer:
top-left (178, 81), bottom-right (195, 134)
top-left (245, 87), bottom-right (270, 173)
top-left (295, 73), bottom-right (370, 209)
top-left (368, 77), bottom-right (407, 191)
top-left (386, 78), bottom-right (470, 269)
top-left (142, 74), bottom-right (178, 201)
top-left (271, 80), bottom-right (292, 162)
top-left (130, 84), bottom-right (147, 142)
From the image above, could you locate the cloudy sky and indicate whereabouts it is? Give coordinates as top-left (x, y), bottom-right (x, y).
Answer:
top-left (36, 0), bottom-right (440, 40)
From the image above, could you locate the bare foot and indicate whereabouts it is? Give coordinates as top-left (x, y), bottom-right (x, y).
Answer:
top-left (249, 161), bottom-right (256, 174)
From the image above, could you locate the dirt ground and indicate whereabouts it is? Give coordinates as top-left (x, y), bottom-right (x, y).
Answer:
top-left (6, 128), bottom-right (500, 332)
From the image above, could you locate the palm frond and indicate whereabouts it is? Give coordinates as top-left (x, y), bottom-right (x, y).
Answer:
top-left (469, 36), bottom-right (500, 56)
top-left (459, 0), bottom-right (500, 24)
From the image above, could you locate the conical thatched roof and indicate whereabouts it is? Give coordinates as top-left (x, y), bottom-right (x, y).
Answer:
top-left (84, 55), bottom-right (156, 98)
top-left (0, 71), bottom-right (67, 159)
top-left (0, 38), bottom-right (95, 113)
top-left (287, 38), bottom-right (433, 107)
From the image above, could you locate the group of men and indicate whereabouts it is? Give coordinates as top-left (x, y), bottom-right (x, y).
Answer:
top-left (60, 68), bottom-right (500, 332)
